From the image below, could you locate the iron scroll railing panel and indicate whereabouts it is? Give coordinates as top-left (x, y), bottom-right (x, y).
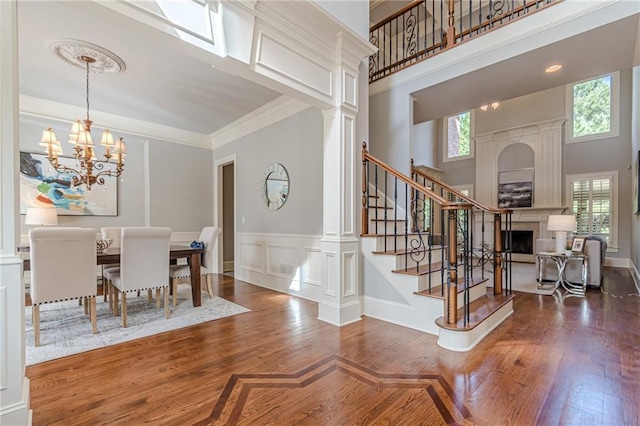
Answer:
top-left (411, 163), bottom-right (514, 295)
top-left (369, 0), bottom-right (560, 83)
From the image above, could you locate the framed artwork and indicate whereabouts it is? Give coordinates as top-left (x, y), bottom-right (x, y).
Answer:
top-left (635, 150), bottom-right (640, 215)
top-left (19, 151), bottom-right (118, 216)
top-left (571, 237), bottom-right (585, 253)
top-left (497, 168), bottom-right (534, 208)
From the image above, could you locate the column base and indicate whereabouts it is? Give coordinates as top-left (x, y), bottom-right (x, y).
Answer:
top-left (0, 377), bottom-right (31, 426)
top-left (318, 299), bottom-right (362, 326)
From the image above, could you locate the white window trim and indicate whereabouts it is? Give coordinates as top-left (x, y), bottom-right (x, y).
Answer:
top-left (565, 71), bottom-right (620, 144)
top-left (442, 110), bottom-right (475, 163)
top-left (565, 170), bottom-right (618, 252)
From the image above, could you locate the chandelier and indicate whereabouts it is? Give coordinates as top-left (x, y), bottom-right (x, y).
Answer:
top-left (40, 41), bottom-right (127, 190)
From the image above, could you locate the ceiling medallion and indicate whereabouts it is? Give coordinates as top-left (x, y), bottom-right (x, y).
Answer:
top-left (48, 39), bottom-right (126, 74)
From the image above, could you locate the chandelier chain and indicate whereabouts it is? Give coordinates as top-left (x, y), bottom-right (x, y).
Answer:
top-left (85, 60), bottom-right (90, 123)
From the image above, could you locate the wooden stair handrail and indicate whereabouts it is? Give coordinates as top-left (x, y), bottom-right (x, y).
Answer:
top-left (364, 144), bottom-right (472, 210)
top-left (411, 161), bottom-right (512, 215)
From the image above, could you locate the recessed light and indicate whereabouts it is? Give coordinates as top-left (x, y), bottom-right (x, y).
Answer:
top-left (545, 64), bottom-right (562, 73)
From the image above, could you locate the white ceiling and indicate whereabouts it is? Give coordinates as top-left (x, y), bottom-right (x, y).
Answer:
top-left (18, 1), bottom-right (281, 136)
top-left (18, 1), bottom-right (640, 136)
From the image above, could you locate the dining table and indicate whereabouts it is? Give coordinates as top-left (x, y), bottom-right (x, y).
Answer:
top-left (22, 244), bottom-right (206, 307)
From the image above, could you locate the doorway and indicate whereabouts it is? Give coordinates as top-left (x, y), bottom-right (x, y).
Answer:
top-left (222, 163), bottom-right (235, 275)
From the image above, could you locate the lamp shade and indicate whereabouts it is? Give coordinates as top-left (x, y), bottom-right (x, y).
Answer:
top-left (25, 207), bottom-right (58, 226)
top-left (547, 215), bottom-right (576, 232)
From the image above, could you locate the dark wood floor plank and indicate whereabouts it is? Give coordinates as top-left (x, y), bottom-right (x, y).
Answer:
top-left (26, 268), bottom-right (640, 425)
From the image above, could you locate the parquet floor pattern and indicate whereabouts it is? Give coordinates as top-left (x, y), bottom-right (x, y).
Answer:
top-left (26, 267), bottom-right (640, 425)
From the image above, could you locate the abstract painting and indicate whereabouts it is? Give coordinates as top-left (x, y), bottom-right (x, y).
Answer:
top-left (20, 151), bottom-right (118, 216)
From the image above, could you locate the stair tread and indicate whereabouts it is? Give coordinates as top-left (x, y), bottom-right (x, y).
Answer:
top-left (413, 276), bottom-right (489, 299)
top-left (435, 293), bottom-right (515, 331)
top-left (372, 246), bottom-right (444, 255)
top-left (368, 205), bottom-right (393, 210)
top-left (361, 232), bottom-right (425, 237)
top-left (391, 263), bottom-right (444, 276)
top-left (370, 218), bottom-right (407, 222)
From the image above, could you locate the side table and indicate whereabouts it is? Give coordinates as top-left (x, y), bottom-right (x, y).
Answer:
top-left (536, 251), bottom-right (588, 295)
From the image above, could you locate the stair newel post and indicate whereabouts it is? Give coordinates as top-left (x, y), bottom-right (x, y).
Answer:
top-left (443, 205), bottom-right (459, 325)
top-left (444, 0), bottom-right (456, 49)
top-left (410, 159), bottom-right (417, 233)
top-left (362, 142), bottom-right (368, 235)
top-left (493, 212), bottom-right (503, 295)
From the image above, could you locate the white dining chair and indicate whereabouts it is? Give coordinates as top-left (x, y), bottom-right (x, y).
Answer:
top-left (107, 227), bottom-right (172, 327)
top-left (100, 227), bottom-right (122, 303)
top-left (29, 228), bottom-right (98, 346)
top-left (170, 226), bottom-right (220, 306)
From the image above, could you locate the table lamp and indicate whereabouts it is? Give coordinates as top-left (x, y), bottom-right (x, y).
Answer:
top-left (25, 207), bottom-right (58, 227)
top-left (547, 214), bottom-right (576, 254)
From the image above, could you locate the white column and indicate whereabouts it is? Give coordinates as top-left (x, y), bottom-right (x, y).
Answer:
top-left (318, 104), bottom-right (361, 325)
top-left (318, 36), bottom-right (368, 326)
top-left (0, 0), bottom-right (31, 424)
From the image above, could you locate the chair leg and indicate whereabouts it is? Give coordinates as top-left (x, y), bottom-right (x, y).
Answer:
top-left (102, 266), bottom-right (107, 302)
top-left (164, 287), bottom-right (170, 318)
top-left (147, 290), bottom-right (152, 302)
top-left (122, 292), bottom-right (127, 328)
top-left (206, 274), bottom-right (213, 298)
top-left (84, 297), bottom-right (89, 315)
top-left (156, 289), bottom-right (161, 309)
top-left (33, 305), bottom-right (40, 347)
top-left (90, 296), bottom-right (97, 334)
top-left (172, 278), bottom-right (178, 307)
top-left (114, 290), bottom-right (120, 316)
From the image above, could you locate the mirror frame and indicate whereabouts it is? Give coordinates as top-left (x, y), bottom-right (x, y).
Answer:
top-left (261, 163), bottom-right (289, 210)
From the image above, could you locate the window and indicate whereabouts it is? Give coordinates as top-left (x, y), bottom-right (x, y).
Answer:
top-left (443, 111), bottom-right (474, 162)
top-left (566, 72), bottom-right (619, 143)
top-left (566, 171), bottom-right (618, 250)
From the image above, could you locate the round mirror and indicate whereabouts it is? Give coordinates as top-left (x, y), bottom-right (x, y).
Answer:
top-left (261, 163), bottom-right (289, 210)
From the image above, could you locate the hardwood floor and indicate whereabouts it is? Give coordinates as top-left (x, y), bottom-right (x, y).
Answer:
top-left (27, 268), bottom-right (640, 425)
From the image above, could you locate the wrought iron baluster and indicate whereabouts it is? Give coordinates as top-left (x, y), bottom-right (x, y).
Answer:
top-left (404, 182), bottom-right (409, 271)
top-left (393, 176), bottom-right (398, 253)
top-left (374, 165), bottom-right (379, 235)
top-left (384, 170), bottom-right (388, 250)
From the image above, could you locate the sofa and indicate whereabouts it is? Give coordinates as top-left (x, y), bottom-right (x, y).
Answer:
top-left (535, 236), bottom-right (607, 287)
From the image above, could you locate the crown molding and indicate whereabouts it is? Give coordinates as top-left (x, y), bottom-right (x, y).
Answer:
top-left (210, 95), bottom-right (310, 149)
top-left (19, 95), bottom-right (212, 150)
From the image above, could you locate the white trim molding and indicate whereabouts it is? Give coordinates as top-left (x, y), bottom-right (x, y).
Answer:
top-left (210, 96), bottom-right (310, 149)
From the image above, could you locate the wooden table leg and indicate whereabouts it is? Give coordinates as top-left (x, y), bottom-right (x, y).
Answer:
top-left (189, 252), bottom-right (202, 307)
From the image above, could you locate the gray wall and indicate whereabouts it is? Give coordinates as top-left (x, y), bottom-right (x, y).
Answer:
top-left (148, 139), bottom-right (213, 231)
top-left (212, 107), bottom-right (323, 236)
top-left (434, 69), bottom-right (634, 258)
top-left (19, 115), bottom-right (212, 235)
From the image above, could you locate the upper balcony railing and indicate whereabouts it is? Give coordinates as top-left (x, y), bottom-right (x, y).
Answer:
top-left (369, 0), bottom-right (560, 82)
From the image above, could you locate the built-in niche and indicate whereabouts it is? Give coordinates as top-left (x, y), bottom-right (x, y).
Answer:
top-left (497, 143), bottom-right (534, 208)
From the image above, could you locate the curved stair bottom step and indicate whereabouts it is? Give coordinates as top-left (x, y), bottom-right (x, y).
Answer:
top-left (435, 294), bottom-right (514, 352)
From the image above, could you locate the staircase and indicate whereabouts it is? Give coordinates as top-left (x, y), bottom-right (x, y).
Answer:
top-left (361, 143), bottom-right (515, 351)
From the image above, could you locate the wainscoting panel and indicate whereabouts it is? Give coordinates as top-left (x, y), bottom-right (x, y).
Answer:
top-left (303, 248), bottom-right (321, 286)
top-left (240, 241), bottom-right (264, 273)
top-left (235, 233), bottom-right (322, 302)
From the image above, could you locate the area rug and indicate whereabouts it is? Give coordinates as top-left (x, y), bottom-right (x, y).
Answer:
top-left (481, 263), bottom-right (557, 295)
top-left (508, 262), bottom-right (557, 295)
top-left (25, 287), bottom-right (250, 366)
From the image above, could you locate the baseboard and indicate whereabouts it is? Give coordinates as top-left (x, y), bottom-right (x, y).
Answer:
top-left (605, 257), bottom-right (629, 268)
top-left (630, 261), bottom-right (640, 292)
top-left (223, 260), bottom-right (234, 272)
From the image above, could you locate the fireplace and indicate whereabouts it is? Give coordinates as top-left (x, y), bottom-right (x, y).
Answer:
top-left (506, 221), bottom-right (540, 263)
top-left (503, 230), bottom-right (533, 255)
